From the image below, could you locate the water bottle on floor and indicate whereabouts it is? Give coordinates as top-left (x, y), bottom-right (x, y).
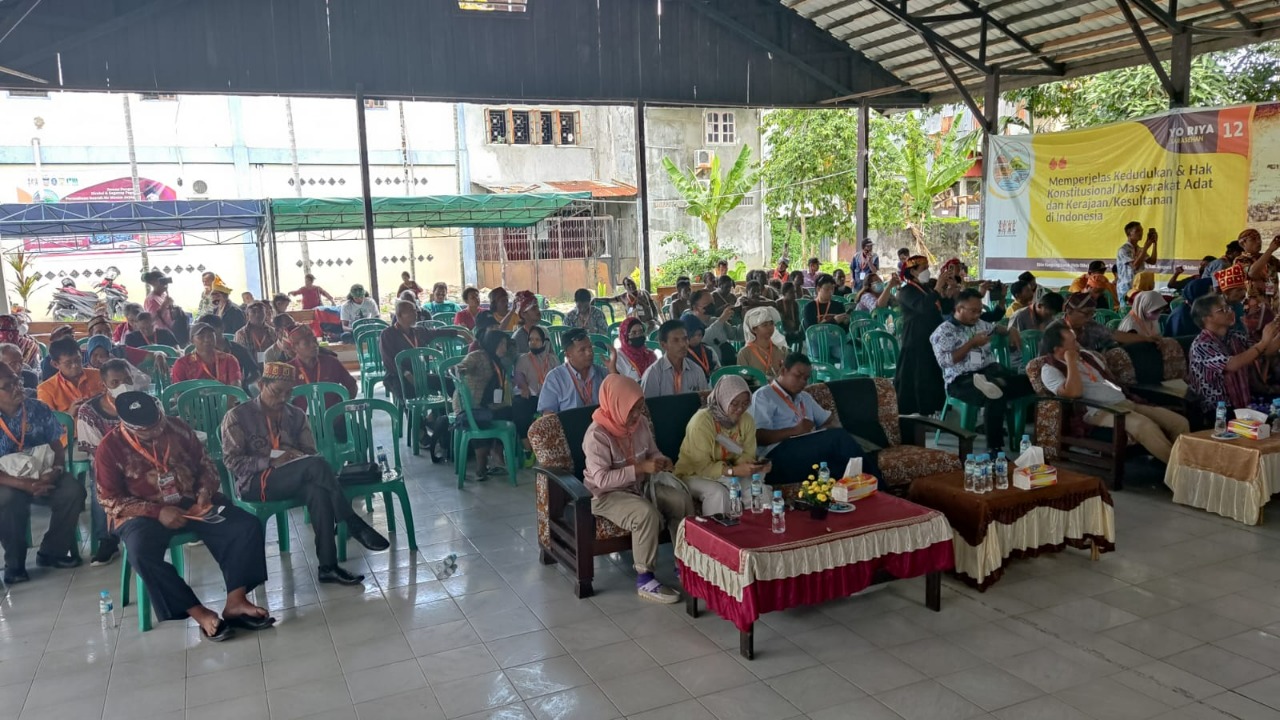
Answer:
top-left (376, 445), bottom-right (390, 475)
top-left (1019, 434), bottom-right (1032, 457)
top-left (817, 462), bottom-right (830, 483)
top-left (771, 490), bottom-right (786, 534)
top-left (1215, 401), bottom-right (1229, 433)
top-left (963, 454), bottom-right (976, 493)
top-left (994, 452), bottom-right (1009, 491)
top-left (728, 478), bottom-right (743, 518)
top-left (750, 473), bottom-right (764, 514)
top-left (99, 589), bottom-right (116, 628)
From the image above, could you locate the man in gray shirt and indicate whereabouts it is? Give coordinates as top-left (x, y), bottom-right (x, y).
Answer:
top-left (640, 320), bottom-right (709, 397)
top-left (1009, 292), bottom-right (1064, 334)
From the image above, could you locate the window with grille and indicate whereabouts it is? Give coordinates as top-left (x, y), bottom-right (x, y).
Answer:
top-left (512, 110), bottom-right (531, 144)
top-left (559, 112), bottom-right (577, 145)
top-left (705, 111), bottom-right (736, 145)
top-left (487, 108), bottom-right (580, 145)
top-left (539, 111), bottom-right (555, 144)
top-left (488, 110), bottom-right (508, 143)
top-left (363, 98), bottom-right (387, 109)
top-left (140, 93), bottom-right (178, 102)
top-left (459, 0), bottom-right (527, 11)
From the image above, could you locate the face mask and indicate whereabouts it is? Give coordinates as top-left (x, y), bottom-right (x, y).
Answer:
top-left (108, 383), bottom-right (134, 398)
top-left (916, 269), bottom-right (931, 283)
top-left (871, 282), bottom-right (884, 293)
top-left (530, 345), bottom-right (546, 355)
top-left (628, 336), bottom-right (646, 348)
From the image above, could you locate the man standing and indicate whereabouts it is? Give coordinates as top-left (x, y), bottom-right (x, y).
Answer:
top-left (930, 289), bottom-right (1033, 452)
top-left (0, 364), bottom-right (85, 582)
top-left (96, 391), bottom-right (271, 639)
top-left (537, 329), bottom-right (608, 414)
top-left (639, 320), bottom-right (709, 398)
top-left (289, 274), bottom-right (335, 310)
top-left (221, 363), bottom-right (388, 585)
top-left (851, 240), bottom-right (880, 291)
top-left (1116, 221), bottom-right (1157, 301)
top-left (37, 338), bottom-right (105, 415)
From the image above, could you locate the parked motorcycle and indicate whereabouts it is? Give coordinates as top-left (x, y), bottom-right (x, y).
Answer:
top-left (48, 278), bottom-right (102, 321)
top-left (96, 267), bottom-right (128, 318)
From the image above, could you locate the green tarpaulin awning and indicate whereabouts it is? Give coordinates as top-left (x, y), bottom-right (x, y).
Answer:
top-left (268, 194), bottom-right (590, 232)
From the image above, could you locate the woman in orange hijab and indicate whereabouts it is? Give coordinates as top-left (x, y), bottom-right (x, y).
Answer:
top-left (582, 375), bottom-right (694, 604)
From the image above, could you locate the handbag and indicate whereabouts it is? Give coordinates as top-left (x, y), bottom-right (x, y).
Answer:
top-left (337, 461), bottom-right (382, 485)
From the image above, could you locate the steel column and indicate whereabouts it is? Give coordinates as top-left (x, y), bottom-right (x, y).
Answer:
top-left (856, 102), bottom-right (870, 249)
top-left (355, 87), bottom-right (380, 300)
top-left (635, 101), bottom-right (652, 291)
top-left (1169, 30), bottom-right (1193, 107)
top-left (981, 69), bottom-right (1001, 276)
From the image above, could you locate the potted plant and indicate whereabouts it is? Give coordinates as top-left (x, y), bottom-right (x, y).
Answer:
top-left (797, 473), bottom-right (836, 520)
top-left (5, 250), bottom-right (44, 311)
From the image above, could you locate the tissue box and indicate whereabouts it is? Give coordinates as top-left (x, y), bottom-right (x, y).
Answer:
top-left (832, 474), bottom-right (878, 502)
top-left (1228, 419), bottom-right (1270, 440)
top-left (1013, 464), bottom-right (1058, 490)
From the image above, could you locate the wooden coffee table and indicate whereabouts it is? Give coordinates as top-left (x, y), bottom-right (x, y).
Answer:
top-left (907, 468), bottom-right (1115, 590)
top-left (674, 493), bottom-right (954, 659)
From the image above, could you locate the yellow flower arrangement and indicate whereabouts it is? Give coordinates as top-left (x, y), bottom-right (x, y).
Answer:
top-left (796, 477), bottom-right (836, 509)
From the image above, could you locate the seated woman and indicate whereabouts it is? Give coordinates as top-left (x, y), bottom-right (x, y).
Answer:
top-left (583, 375), bottom-right (694, 604)
top-left (854, 273), bottom-right (897, 314)
top-left (1116, 290), bottom-right (1167, 340)
top-left (1165, 277), bottom-right (1213, 338)
top-left (455, 329), bottom-right (514, 480)
top-left (514, 325), bottom-right (552, 444)
top-left (674, 375), bottom-right (771, 515)
top-left (1188, 294), bottom-right (1280, 413)
top-left (681, 314), bottom-right (719, 381)
top-left (613, 317), bottom-right (657, 382)
top-left (737, 306), bottom-right (786, 379)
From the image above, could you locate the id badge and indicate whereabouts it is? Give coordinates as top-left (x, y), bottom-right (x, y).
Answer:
top-left (493, 388), bottom-right (503, 404)
top-left (257, 352), bottom-right (267, 363)
top-left (157, 472), bottom-right (180, 504)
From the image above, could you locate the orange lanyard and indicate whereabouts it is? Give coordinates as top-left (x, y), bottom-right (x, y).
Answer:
top-left (265, 414), bottom-right (281, 450)
top-left (491, 361), bottom-right (506, 391)
top-left (195, 355), bottom-right (218, 381)
top-left (713, 421), bottom-right (733, 461)
top-left (689, 346), bottom-right (710, 375)
top-left (297, 361), bottom-right (315, 385)
top-left (770, 381), bottom-right (806, 422)
top-left (529, 354), bottom-right (551, 386)
top-left (569, 366), bottom-right (594, 405)
top-left (0, 405), bottom-right (27, 451)
top-left (57, 372), bottom-right (81, 398)
top-left (401, 329), bottom-right (418, 349)
top-left (122, 429), bottom-right (172, 474)
top-left (817, 300), bottom-right (831, 319)
top-left (748, 343), bottom-right (774, 371)
top-left (673, 361), bottom-right (684, 394)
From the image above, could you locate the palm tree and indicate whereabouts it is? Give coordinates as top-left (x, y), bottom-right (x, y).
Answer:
top-left (661, 145), bottom-right (759, 250)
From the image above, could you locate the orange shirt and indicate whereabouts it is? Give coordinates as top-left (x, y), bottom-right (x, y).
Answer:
top-left (170, 351), bottom-right (242, 386)
top-left (36, 368), bottom-right (105, 413)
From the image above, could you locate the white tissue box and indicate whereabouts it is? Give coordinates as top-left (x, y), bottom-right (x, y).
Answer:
top-left (1013, 464), bottom-right (1058, 490)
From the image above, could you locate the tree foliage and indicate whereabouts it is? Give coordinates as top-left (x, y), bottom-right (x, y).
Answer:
top-left (1007, 43), bottom-right (1280, 129)
top-left (897, 114), bottom-right (980, 259)
top-left (661, 145), bottom-right (758, 250)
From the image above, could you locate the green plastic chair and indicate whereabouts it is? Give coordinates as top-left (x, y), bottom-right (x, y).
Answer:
top-left (352, 318), bottom-right (389, 335)
top-left (354, 331), bottom-right (387, 399)
top-left (709, 365), bottom-right (767, 389)
top-left (426, 335), bottom-right (469, 361)
top-left (120, 530), bottom-right (199, 632)
top-left (871, 307), bottom-right (895, 334)
top-left (589, 334), bottom-right (612, 353)
top-left (222, 334), bottom-right (237, 346)
top-left (76, 337), bottom-right (91, 349)
top-left (805, 324), bottom-right (854, 375)
top-left (432, 311), bottom-right (457, 323)
top-left (607, 321), bottom-right (623, 335)
top-left (290, 382), bottom-right (351, 450)
top-left (394, 348), bottom-right (449, 456)
top-left (450, 371), bottom-right (519, 489)
top-left (159, 379), bottom-right (224, 415)
top-left (36, 342), bottom-right (47, 361)
top-left (592, 299), bottom-right (616, 325)
top-left (1094, 309), bottom-right (1122, 326)
top-left (1020, 330), bottom-right (1044, 360)
top-left (1157, 314), bottom-right (1169, 335)
top-left (175, 384), bottom-right (249, 463)
top-left (810, 361), bottom-right (841, 382)
top-left (546, 326), bottom-right (570, 360)
top-left (593, 347), bottom-right (612, 367)
top-left (142, 344), bottom-right (182, 359)
top-left (541, 309), bottom-right (566, 326)
top-left (324, 399), bottom-right (417, 561)
top-left (990, 332), bottom-right (1014, 371)
top-left (863, 330), bottom-right (899, 378)
top-left (52, 411), bottom-right (91, 481)
top-left (1105, 318), bottom-right (1122, 331)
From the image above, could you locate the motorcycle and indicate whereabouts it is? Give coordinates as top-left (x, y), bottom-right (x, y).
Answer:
top-left (96, 267), bottom-right (128, 319)
top-left (48, 278), bottom-right (102, 321)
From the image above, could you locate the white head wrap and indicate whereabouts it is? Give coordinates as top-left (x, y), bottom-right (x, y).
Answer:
top-left (743, 306), bottom-right (787, 348)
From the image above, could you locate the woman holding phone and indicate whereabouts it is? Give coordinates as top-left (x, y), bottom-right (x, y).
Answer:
top-left (673, 375), bottom-right (771, 515)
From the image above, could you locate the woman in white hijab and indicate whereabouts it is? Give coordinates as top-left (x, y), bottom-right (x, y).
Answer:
top-left (1117, 290), bottom-right (1167, 339)
top-left (673, 375), bottom-right (772, 515)
top-left (736, 306), bottom-right (787, 378)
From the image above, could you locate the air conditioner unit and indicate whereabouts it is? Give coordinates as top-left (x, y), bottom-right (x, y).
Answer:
top-left (695, 149), bottom-right (712, 169)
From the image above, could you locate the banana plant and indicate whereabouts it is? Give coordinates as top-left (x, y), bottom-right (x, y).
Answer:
top-left (661, 145), bottom-right (759, 250)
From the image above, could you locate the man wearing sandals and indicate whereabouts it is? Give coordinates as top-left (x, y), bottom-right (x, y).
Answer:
top-left (221, 363), bottom-right (387, 586)
top-left (94, 391), bottom-right (271, 641)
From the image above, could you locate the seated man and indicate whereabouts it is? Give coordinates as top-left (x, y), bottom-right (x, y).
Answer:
top-left (666, 280), bottom-right (692, 321)
top-left (234, 302), bottom-right (278, 360)
top-left (1009, 291), bottom-right (1064, 334)
top-left (1040, 322), bottom-right (1189, 463)
top-left (564, 289), bottom-right (609, 335)
top-left (1068, 260), bottom-right (1120, 310)
top-left (75, 359), bottom-right (136, 566)
top-left (288, 326), bottom-right (358, 441)
top-left (1063, 292), bottom-right (1150, 353)
top-left (422, 282), bottom-right (460, 316)
top-left (124, 311), bottom-right (179, 348)
top-left (209, 282), bottom-right (247, 336)
top-left (0, 343), bottom-right (39, 396)
top-left (0, 364), bottom-right (86, 582)
top-left (221, 363), bottom-right (388, 585)
top-left (95, 391), bottom-right (271, 640)
top-left (749, 352), bottom-right (879, 486)
top-left (196, 314), bottom-right (262, 390)
top-left (171, 322), bottom-right (243, 386)
top-left (931, 289), bottom-right (1034, 453)
top-left (1007, 279), bottom-right (1035, 313)
top-left (37, 338), bottom-right (105, 415)
top-left (114, 303), bottom-right (141, 343)
top-left (537, 329), bottom-right (607, 415)
top-left (265, 314), bottom-right (298, 364)
top-left (640, 320), bottom-right (709, 398)
top-left (800, 274), bottom-right (850, 330)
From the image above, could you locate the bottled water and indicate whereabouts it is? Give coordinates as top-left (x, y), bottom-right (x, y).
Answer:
top-left (727, 478), bottom-right (743, 518)
top-left (977, 454), bottom-right (991, 494)
top-left (750, 474), bottom-right (764, 514)
top-left (98, 589), bottom-right (116, 627)
top-left (1271, 399), bottom-right (1280, 435)
top-left (817, 462), bottom-right (831, 483)
top-left (1019, 434), bottom-right (1032, 457)
top-left (963, 453), bottom-right (977, 493)
top-left (994, 452), bottom-right (1009, 491)
top-left (771, 490), bottom-right (786, 534)
top-left (376, 445), bottom-right (390, 474)
top-left (1215, 401), bottom-right (1229, 433)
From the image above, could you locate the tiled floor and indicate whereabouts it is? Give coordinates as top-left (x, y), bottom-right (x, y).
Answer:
top-left (6, 446), bottom-right (1280, 720)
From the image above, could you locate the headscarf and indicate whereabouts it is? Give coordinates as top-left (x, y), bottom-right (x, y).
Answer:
top-left (617, 317), bottom-right (656, 378)
top-left (592, 374), bottom-right (645, 440)
top-left (708, 374), bottom-right (749, 427)
top-left (743, 306), bottom-right (786, 348)
top-left (1166, 278), bottom-right (1212, 337)
top-left (939, 258), bottom-right (964, 279)
top-left (83, 335), bottom-right (112, 367)
top-left (1125, 272), bottom-right (1155, 304)
top-left (1117, 290), bottom-right (1166, 337)
top-left (681, 312), bottom-right (707, 341)
top-left (513, 290), bottom-right (538, 317)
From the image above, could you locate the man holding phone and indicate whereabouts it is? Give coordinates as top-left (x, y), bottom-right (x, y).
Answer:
top-left (1117, 221), bottom-right (1157, 301)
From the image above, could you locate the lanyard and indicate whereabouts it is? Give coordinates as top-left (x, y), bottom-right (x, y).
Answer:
top-left (748, 342), bottom-right (775, 371)
top-left (122, 428), bottom-right (172, 474)
top-left (689, 346), bottom-right (710, 375)
top-left (713, 420), bottom-right (734, 461)
top-left (529, 353), bottom-right (551, 386)
top-left (0, 405), bottom-right (26, 451)
top-left (816, 300), bottom-right (831, 319)
top-left (57, 372), bottom-right (82, 398)
top-left (569, 365), bottom-right (595, 406)
top-left (195, 354), bottom-right (218, 381)
top-left (265, 414), bottom-right (281, 450)
top-left (491, 361), bottom-right (506, 391)
top-left (769, 381), bottom-right (806, 422)
top-left (298, 360), bottom-right (315, 385)
top-left (400, 329), bottom-right (418, 349)
top-left (672, 361), bottom-right (684, 394)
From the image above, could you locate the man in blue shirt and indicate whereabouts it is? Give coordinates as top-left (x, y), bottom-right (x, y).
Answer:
top-left (750, 352), bottom-right (879, 486)
top-left (0, 364), bottom-right (86, 583)
top-left (538, 329), bottom-right (607, 414)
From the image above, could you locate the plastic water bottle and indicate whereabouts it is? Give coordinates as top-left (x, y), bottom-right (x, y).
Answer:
top-left (994, 452), bottom-right (1009, 491)
top-left (727, 478), bottom-right (743, 518)
top-left (817, 462), bottom-right (831, 483)
top-left (1019, 434), bottom-right (1032, 457)
top-left (977, 454), bottom-right (991, 494)
top-left (750, 473), bottom-right (764, 514)
top-left (376, 445), bottom-right (389, 475)
top-left (771, 490), bottom-right (786, 534)
top-left (1271, 399), bottom-right (1280, 435)
top-left (963, 453), bottom-right (977, 493)
top-left (98, 590), bottom-right (116, 627)
top-left (1215, 401), bottom-right (1229, 433)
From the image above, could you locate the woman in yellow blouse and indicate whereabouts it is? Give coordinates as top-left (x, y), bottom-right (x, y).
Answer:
top-left (674, 375), bottom-right (771, 515)
top-left (736, 306), bottom-right (787, 379)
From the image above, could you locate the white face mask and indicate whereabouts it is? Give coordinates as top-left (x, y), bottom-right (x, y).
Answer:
top-left (916, 269), bottom-right (931, 283)
top-left (108, 383), bottom-right (134, 398)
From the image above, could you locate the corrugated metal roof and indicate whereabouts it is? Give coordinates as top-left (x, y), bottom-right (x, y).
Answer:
top-left (543, 180), bottom-right (639, 198)
top-left (782, 0), bottom-right (1280, 103)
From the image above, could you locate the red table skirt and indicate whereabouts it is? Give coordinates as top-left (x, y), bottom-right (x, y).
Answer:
top-left (677, 540), bottom-right (954, 633)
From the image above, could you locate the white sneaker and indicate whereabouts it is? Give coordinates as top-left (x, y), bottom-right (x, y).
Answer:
top-left (972, 375), bottom-right (1004, 400)
top-left (637, 578), bottom-right (680, 604)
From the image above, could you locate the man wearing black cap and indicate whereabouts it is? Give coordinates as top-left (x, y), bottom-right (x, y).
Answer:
top-left (0, 364), bottom-right (85, 583)
top-left (95, 391), bottom-right (272, 640)
top-left (221, 363), bottom-right (388, 585)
